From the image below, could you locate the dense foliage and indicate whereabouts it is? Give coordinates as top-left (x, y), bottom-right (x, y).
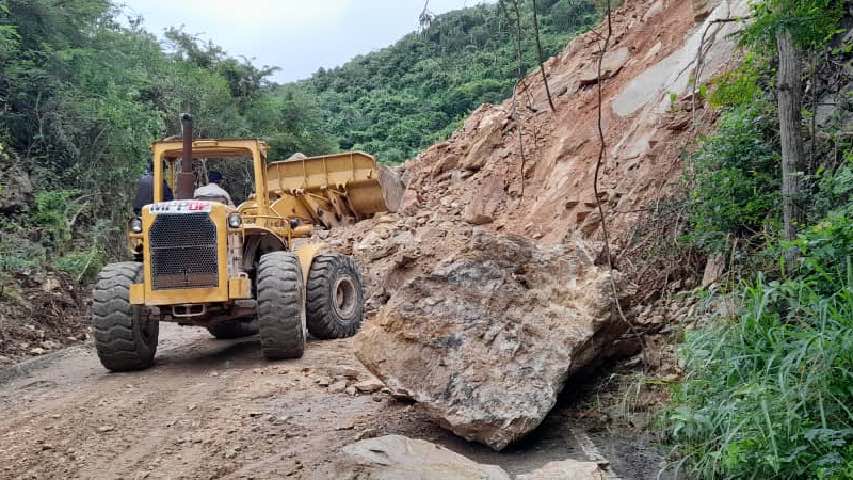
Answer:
top-left (668, 1), bottom-right (852, 478)
top-left (0, 0), bottom-right (596, 284)
top-left (0, 0), bottom-right (336, 282)
top-left (687, 102), bottom-right (780, 253)
top-left (299, 0), bottom-right (597, 162)
top-left (671, 213), bottom-right (853, 479)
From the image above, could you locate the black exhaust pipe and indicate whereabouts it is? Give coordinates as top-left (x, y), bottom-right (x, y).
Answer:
top-left (176, 113), bottom-right (195, 200)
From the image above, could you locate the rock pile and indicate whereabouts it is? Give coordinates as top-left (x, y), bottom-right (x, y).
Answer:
top-left (324, 0), bottom-right (750, 452)
top-left (0, 270), bottom-right (87, 367)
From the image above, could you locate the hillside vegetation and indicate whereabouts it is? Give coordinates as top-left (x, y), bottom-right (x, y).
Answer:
top-left (0, 0), bottom-right (594, 282)
top-left (0, 0), bottom-right (338, 285)
top-left (299, 0), bottom-right (597, 162)
top-left (666, 1), bottom-right (852, 478)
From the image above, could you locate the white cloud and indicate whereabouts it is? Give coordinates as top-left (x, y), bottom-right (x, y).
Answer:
top-left (120, 0), bottom-right (493, 82)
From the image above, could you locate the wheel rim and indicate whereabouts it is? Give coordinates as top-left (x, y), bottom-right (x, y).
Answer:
top-left (333, 275), bottom-right (357, 319)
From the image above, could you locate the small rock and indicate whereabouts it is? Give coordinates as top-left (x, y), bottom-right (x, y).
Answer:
top-left (96, 426), bottom-right (114, 433)
top-left (345, 386), bottom-right (357, 396)
top-left (29, 347), bottom-right (46, 355)
top-left (331, 366), bottom-right (362, 379)
top-left (314, 376), bottom-right (332, 387)
top-left (327, 381), bottom-right (348, 394)
top-left (353, 379), bottom-right (385, 394)
top-left (335, 421), bottom-right (355, 431)
top-left (516, 459), bottom-right (608, 480)
top-left (326, 435), bottom-right (510, 479)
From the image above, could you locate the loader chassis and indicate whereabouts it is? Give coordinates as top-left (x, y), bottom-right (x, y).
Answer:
top-left (93, 129), bottom-right (388, 372)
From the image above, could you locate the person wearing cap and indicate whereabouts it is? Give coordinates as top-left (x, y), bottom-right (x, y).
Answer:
top-left (193, 171), bottom-right (234, 206)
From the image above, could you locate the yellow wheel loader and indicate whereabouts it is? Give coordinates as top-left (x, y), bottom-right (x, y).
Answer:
top-left (92, 114), bottom-right (402, 371)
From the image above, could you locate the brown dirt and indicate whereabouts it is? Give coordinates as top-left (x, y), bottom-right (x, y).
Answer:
top-left (0, 325), bottom-right (671, 479)
top-left (0, 270), bottom-right (88, 367)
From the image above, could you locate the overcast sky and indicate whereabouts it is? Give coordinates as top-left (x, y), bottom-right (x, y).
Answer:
top-left (120, 0), bottom-right (492, 83)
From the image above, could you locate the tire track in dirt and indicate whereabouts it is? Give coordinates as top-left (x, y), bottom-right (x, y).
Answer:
top-left (0, 323), bottom-right (669, 479)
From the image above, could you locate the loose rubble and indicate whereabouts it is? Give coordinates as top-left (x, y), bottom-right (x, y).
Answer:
top-left (329, 0), bottom-right (748, 452)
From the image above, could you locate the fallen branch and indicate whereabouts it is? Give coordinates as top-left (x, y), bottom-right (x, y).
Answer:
top-left (531, 0), bottom-right (556, 112)
top-left (501, 0), bottom-right (532, 198)
top-left (690, 16), bottom-right (753, 129)
top-left (592, 0), bottom-right (648, 369)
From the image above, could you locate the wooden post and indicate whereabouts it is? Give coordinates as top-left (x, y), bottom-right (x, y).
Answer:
top-left (776, 28), bottom-right (805, 266)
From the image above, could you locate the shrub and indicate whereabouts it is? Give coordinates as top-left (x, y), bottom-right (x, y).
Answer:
top-left (53, 247), bottom-right (105, 283)
top-left (33, 190), bottom-right (81, 250)
top-left (686, 104), bottom-right (781, 253)
top-left (667, 214), bottom-right (853, 479)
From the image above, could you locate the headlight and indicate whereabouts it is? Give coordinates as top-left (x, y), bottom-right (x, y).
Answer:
top-left (228, 212), bottom-right (242, 229)
top-left (130, 217), bottom-right (143, 234)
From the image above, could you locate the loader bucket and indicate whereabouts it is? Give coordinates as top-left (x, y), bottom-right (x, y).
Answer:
top-left (266, 152), bottom-right (404, 227)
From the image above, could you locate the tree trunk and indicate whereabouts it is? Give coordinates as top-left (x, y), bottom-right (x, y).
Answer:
top-left (776, 28), bottom-right (805, 265)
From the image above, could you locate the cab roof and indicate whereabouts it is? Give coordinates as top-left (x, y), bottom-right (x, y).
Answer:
top-left (152, 138), bottom-right (269, 160)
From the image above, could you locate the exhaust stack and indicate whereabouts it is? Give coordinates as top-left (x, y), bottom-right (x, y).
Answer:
top-left (176, 113), bottom-right (195, 200)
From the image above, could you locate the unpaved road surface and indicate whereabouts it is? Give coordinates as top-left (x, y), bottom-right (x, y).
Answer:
top-left (0, 324), bottom-right (668, 479)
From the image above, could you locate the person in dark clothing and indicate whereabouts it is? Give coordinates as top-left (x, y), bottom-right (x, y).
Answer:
top-left (133, 161), bottom-right (173, 214)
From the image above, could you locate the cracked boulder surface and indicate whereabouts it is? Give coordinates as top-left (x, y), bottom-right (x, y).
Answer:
top-left (355, 231), bottom-right (627, 450)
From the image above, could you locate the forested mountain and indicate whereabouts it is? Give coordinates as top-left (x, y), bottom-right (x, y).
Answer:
top-left (0, 0), bottom-right (334, 275)
top-left (301, 0), bottom-right (597, 162)
top-left (0, 0), bottom-right (595, 276)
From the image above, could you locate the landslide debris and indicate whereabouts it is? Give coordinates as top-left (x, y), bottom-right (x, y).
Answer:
top-left (354, 231), bottom-right (626, 450)
top-left (326, 434), bottom-right (511, 480)
top-left (0, 269), bottom-right (87, 368)
top-left (329, 0), bottom-right (751, 451)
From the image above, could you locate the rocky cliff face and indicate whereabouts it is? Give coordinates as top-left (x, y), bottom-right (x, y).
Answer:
top-left (327, 0), bottom-right (750, 450)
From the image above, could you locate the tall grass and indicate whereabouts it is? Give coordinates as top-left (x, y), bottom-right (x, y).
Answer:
top-left (666, 215), bottom-right (853, 479)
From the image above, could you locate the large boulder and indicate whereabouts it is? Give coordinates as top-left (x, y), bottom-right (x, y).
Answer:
top-left (355, 231), bottom-right (626, 450)
top-left (324, 434), bottom-right (511, 480)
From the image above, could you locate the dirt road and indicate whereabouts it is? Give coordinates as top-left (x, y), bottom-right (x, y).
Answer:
top-left (0, 324), bottom-right (668, 479)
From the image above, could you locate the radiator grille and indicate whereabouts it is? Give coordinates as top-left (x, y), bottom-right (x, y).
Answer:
top-left (149, 213), bottom-right (219, 290)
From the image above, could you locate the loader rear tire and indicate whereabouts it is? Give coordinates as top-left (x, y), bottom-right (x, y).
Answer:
top-left (256, 252), bottom-right (306, 359)
top-left (306, 254), bottom-right (364, 339)
top-left (206, 320), bottom-right (258, 339)
top-left (92, 262), bottom-right (158, 371)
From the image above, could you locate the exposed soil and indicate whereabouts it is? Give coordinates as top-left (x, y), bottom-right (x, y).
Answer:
top-left (0, 324), bottom-right (670, 480)
top-left (0, 270), bottom-right (88, 368)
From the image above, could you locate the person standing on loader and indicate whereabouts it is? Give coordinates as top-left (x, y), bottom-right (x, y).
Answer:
top-left (133, 161), bottom-right (173, 215)
top-left (193, 171), bottom-right (234, 206)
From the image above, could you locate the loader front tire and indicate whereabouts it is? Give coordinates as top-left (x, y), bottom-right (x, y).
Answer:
top-left (306, 254), bottom-right (364, 339)
top-left (93, 262), bottom-right (158, 371)
top-left (206, 320), bottom-right (258, 339)
top-left (256, 252), bottom-right (306, 359)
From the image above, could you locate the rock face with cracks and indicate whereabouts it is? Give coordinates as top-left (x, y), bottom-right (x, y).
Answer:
top-left (354, 231), bottom-right (626, 450)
